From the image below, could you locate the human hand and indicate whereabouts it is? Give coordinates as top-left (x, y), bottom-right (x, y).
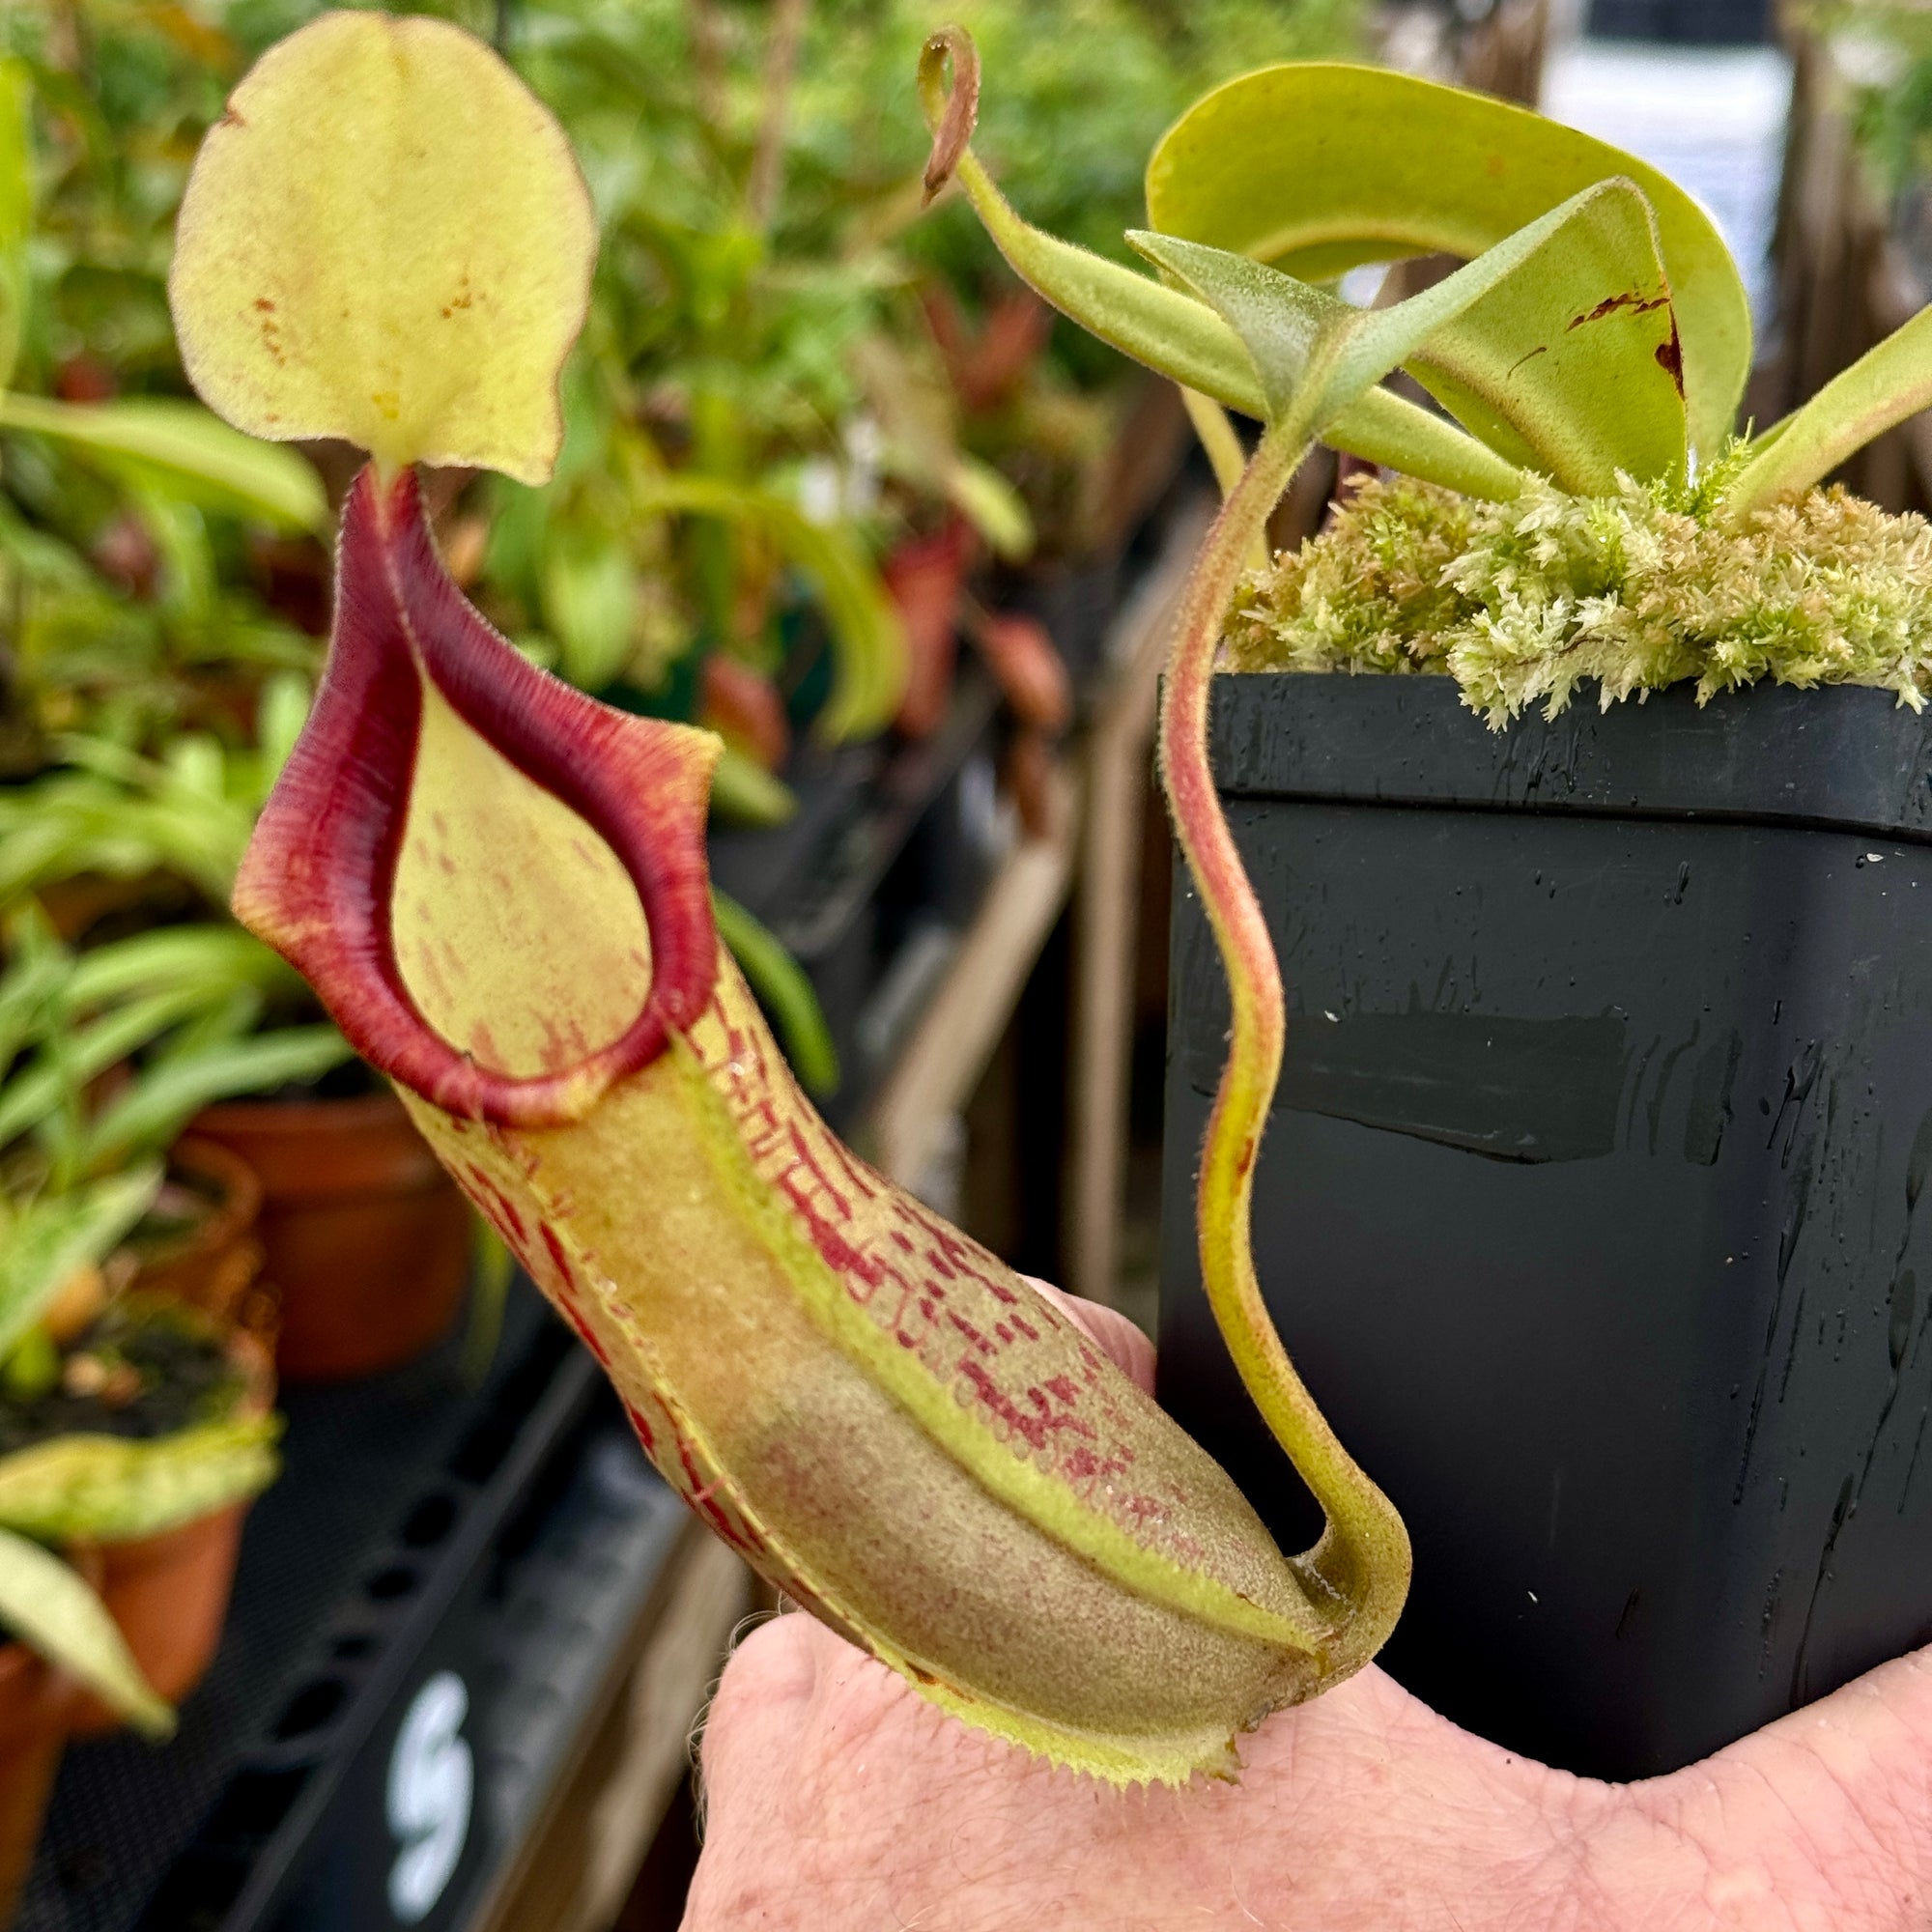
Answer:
top-left (688, 1286), bottom-right (1932, 1931)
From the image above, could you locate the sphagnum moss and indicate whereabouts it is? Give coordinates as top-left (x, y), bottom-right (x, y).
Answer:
top-left (1225, 469), bottom-right (1932, 727)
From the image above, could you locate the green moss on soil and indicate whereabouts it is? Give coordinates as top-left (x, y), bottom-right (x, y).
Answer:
top-left (1225, 469), bottom-right (1932, 727)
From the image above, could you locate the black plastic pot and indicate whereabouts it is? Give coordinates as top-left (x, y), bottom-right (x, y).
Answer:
top-left (1159, 672), bottom-right (1932, 1780)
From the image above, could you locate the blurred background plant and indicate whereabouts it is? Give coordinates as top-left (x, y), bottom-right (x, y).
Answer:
top-left (1806, 0), bottom-right (1932, 299)
top-left (0, 898), bottom-right (299, 1748)
top-left (1822, 0), bottom-right (1932, 203)
top-left (0, 905), bottom-right (340, 1258)
top-left (3, 0), bottom-right (1369, 769)
top-left (0, 0), bottom-right (1368, 1196)
top-left (0, 23), bottom-right (327, 772)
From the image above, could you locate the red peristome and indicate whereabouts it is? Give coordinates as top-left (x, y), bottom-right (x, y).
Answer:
top-left (234, 465), bottom-right (720, 1127)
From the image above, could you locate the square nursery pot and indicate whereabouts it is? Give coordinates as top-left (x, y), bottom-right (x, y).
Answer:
top-left (1159, 671), bottom-right (1932, 1780)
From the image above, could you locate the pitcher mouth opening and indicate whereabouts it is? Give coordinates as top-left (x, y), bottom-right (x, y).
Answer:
top-left (233, 463), bottom-right (721, 1129)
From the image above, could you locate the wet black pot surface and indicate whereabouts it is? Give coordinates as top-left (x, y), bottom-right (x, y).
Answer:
top-left (1159, 673), bottom-right (1932, 1779)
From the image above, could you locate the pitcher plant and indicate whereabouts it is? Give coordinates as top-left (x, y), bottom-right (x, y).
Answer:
top-left (186, 8), bottom-right (1932, 1787)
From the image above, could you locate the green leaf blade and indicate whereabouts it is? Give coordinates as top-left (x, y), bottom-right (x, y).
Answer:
top-left (1127, 231), bottom-right (1347, 419)
top-left (0, 60), bottom-right (31, 393)
top-left (1330, 181), bottom-right (1688, 491)
top-left (0, 396), bottom-right (329, 534)
top-left (1719, 305), bottom-right (1932, 517)
top-left (1145, 63), bottom-right (1748, 464)
top-left (81, 1024), bottom-right (353, 1169)
top-left (0, 1416), bottom-right (281, 1546)
top-left (628, 470), bottom-right (908, 742)
top-left (915, 34), bottom-right (1520, 499)
top-left (1133, 185), bottom-right (1689, 495)
top-left (0, 1167), bottom-right (162, 1361)
top-left (0, 1527), bottom-right (171, 1739)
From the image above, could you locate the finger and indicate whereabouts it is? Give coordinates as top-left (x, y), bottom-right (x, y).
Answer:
top-left (1024, 1275), bottom-right (1157, 1393)
top-left (698, 1605), bottom-right (830, 1793)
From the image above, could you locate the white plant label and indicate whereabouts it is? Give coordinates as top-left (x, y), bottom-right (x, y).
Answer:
top-left (386, 1669), bottom-right (473, 1924)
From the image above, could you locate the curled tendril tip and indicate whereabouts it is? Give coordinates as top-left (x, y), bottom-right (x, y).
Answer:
top-left (919, 27), bottom-right (980, 205)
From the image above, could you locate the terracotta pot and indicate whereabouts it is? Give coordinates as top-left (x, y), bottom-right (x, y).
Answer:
top-left (188, 1091), bottom-right (470, 1381)
top-left (67, 1503), bottom-right (248, 1740)
top-left (65, 1326), bottom-right (273, 1738)
top-left (0, 1648), bottom-right (67, 1930)
top-left (0, 1549), bottom-right (102, 1930)
top-left (130, 1137), bottom-right (266, 1331)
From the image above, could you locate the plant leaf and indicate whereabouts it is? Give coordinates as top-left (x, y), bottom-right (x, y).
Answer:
top-left (707, 744), bottom-right (798, 827)
top-left (81, 1025), bottom-right (353, 1168)
top-left (914, 32), bottom-right (1521, 501)
top-left (0, 1415), bottom-right (280, 1544)
top-left (0, 60), bottom-right (31, 393)
top-left (256, 672), bottom-right (313, 786)
top-left (0, 1527), bottom-right (171, 1739)
top-left (1144, 63), bottom-right (1748, 465)
top-left (169, 12), bottom-right (595, 484)
top-left (541, 525), bottom-right (638, 692)
top-left (0, 917), bottom-right (67, 1072)
top-left (628, 470), bottom-right (910, 741)
top-left (63, 923), bottom-right (286, 1009)
top-left (0, 395), bottom-right (328, 533)
top-left (945, 454), bottom-right (1033, 561)
top-left (1132, 179), bottom-right (1686, 492)
top-left (712, 888), bottom-right (839, 1095)
top-left (1132, 204), bottom-right (1686, 492)
top-left (1125, 238), bottom-right (1338, 421)
top-left (0, 1166), bottom-right (161, 1361)
top-left (0, 987), bottom-right (216, 1149)
top-left (1719, 304), bottom-right (1932, 517)
top-left (461, 1216), bottom-right (513, 1381)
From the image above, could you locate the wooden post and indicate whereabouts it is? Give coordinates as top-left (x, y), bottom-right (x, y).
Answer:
top-left (1064, 500), bottom-right (1211, 1306)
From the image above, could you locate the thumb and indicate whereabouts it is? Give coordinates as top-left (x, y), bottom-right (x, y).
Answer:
top-left (1022, 1277), bottom-right (1156, 1394)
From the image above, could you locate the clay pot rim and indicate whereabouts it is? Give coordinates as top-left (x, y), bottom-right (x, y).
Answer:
top-left (189, 1085), bottom-right (450, 1208)
top-left (145, 1137), bottom-right (263, 1259)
